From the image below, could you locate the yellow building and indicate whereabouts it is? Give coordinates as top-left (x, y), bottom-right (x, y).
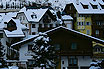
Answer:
top-left (75, 14), bottom-right (92, 35)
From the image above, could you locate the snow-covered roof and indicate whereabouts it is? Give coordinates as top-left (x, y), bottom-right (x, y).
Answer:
top-left (0, 12), bottom-right (27, 30)
top-left (44, 26), bottom-right (104, 44)
top-left (68, 0), bottom-right (104, 14)
top-left (62, 15), bottom-right (73, 20)
top-left (0, 13), bottom-right (5, 23)
top-left (19, 8), bottom-right (48, 22)
top-left (11, 26), bottom-right (104, 47)
top-left (11, 35), bottom-right (38, 47)
top-left (4, 19), bottom-right (26, 38)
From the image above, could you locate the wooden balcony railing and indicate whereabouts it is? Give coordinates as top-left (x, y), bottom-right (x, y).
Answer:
top-left (56, 51), bottom-right (92, 56)
top-left (68, 66), bottom-right (79, 69)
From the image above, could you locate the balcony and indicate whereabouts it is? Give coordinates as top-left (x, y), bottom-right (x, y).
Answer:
top-left (93, 52), bottom-right (104, 58)
top-left (56, 51), bottom-right (92, 56)
top-left (67, 66), bottom-right (79, 69)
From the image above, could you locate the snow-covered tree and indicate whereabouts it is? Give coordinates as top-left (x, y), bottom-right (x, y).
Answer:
top-left (89, 60), bottom-right (101, 69)
top-left (32, 33), bottom-right (57, 68)
top-left (0, 42), bottom-right (6, 68)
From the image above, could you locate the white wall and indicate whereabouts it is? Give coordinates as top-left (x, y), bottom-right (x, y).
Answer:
top-left (61, 56), bottom-right (68, 69)
top-left (60, 56), bottom-right (92, 69)
top-left (19, 43), bottom-right (33, 61)
top-left (77, 56), bottom-right (92, 68)
top-left (63, 20), bottom-right (73, 29)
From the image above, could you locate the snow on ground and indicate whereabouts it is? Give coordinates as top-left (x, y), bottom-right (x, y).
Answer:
top-left (8, 66), bottom-right (18, 69)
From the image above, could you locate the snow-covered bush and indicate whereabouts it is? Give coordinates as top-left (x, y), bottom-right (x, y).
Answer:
top-left (89, 60), bottom-right (101, 69)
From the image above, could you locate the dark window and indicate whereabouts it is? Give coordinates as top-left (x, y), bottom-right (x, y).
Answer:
top-left (69, 57), bottom-right (78, 66)
top-left (39, 24), bottom-right (42, 28)
top-left (100, 4), bottom-right (104, 9)
top-left (49, 24), bottom-right (53, 28)
top-left (63, 67), bottom-right (65, 69)
top-left (71, 43), bottom-right (77, 50)
top-left (86, 22), bottom-right (90, 25)
top-left (0, 33), bottom-right (3, 38)
top-left (32, 24), bottom-right (35, 28)
top-left (54, 44), bottom-right (60, 51)
top-left (82, 22), bottom-right (84, 25)
top-left (62, 61), bottom-right (64, 64)
top-left (56, 24), bottom-right (59, 27)
top-left (96, 22), bottom-right (101, 25)
top-left (95, 30), bottom-right (99, 35)
top-left (32, 32), bottom-right (36, 35)
top-left (86, 30), bottom-right (90, 35)
top-left (81, 3), bottom-right (88, 9)
top-left (44, 24), bottom-right (48, 27)
top-left (28, 45), bottom-right (33, 51)
top-left (91, 4), bottom-right (98, 9)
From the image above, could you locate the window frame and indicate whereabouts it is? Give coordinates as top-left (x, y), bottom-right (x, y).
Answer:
top-left (32, 24), bottom-right (35, 28)
top-left (71, 43), bottom-right (77, 50)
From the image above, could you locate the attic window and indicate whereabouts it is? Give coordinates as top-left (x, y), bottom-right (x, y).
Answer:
top-left (81, 3), bottom-right (88, 9)
top-left (91, 3), bottom-right (98, 9)
top-left (31, 12), bottom-right (37, 19)
top-left (99, 3), bottom-right (104, 9)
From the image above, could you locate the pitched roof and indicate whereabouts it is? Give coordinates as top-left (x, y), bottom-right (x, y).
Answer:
top-left (11, 26), bottom-right (104, 47)
top-left (61, 15), bottom-right (73, 20)
top-left (68, 0), bottom-right (104, 14)
top-left (19, 8), bottom-right (49, 22)
top-left (4, 19), bottom-right (26, 38)
top-left (0, 12), bottom-right (28, 30)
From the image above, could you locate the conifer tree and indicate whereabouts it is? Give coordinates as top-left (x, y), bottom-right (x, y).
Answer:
top-left (32, 33), bottom-right (57, 68)
top-left (0, 42), bottom-right (6, 68)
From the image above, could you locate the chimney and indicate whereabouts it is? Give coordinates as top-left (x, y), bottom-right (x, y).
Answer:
top-left (76, 0), bottom-right (79, 5)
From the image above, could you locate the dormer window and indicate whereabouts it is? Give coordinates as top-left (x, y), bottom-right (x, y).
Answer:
top-left (31, 12), bottom-right (37, 19)
top-left (81, 3), bottom-right (88, 9)
top-left (90, 3), bottom-right (98, 9)
top-left (99, 3), bottom-right (104, 9)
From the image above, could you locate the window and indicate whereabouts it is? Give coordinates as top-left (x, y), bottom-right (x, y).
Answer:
top-left (86, 30), bottom-right (90, 35)
top-left (96, 30), bottom-right (99, 35)
top-left (44, 24), bottom-right (48, 27)
top-left (77, 22), bottom-right (84, 26)
top-left (54, 44), bottom-right (60, 51)
top-left (23, 16), bottom-right (25, 20)
top-left (62, 61), bottom-right (64, 64)
top-left (86, 22), bottom-right (90, 25)
top-left (69, 56), bottom-right (78, 66)
top-left (100, 4), bottom-right (104, 9)
top-left (32, 24), bottom-right (35, 28)
top-left (56, 24), bottom-right (59, 27)
top-left (28, 44), bottom-right (33, 51)
top-left (0, 33), bottom-right (3, 38)
top-left (96, 22), bottom-right (101, 25)
top-left (71, 43), bottom-right (77, 50)
top-left (63, 67), bottom-right (65, 69)
top-left (39, 24), bottom-right (42, 28)
top-left (91, 4), bottom-right (98, 9)
top-left (81, 3), bottom-right (88, 9)
top-left (20, 17), bottom-right (22, 21)
top-left (32, 32), bottom-right (36, 35)
top-left (49, 24), bottom-right (53, 28)
top-left (95, 48), bottom-right (101, 52)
